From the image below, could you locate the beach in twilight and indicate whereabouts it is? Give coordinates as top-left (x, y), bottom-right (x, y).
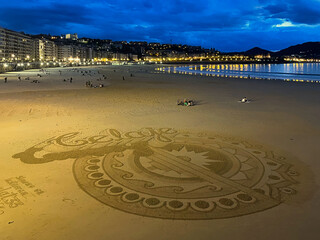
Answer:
top-left (0, 64), bottom-right (319, 240)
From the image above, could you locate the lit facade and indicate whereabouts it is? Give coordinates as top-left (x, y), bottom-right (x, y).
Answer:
top-left (57, 44), bottom-right (92, 61)
top-left (0, 27), bottom-right (33, 62)
top-left (58, 45), bottom-right (74, 60)
top-left (33, 38), bottom-right (58, 61)
top-left (65, 33), bottom-right (78, 41)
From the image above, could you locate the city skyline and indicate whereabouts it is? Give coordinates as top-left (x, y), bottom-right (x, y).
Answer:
top-left (1, 0), bottom-right (320, 52)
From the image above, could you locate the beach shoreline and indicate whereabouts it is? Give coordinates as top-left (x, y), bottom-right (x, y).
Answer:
top-left (160, 63), bottom-right (320, 83)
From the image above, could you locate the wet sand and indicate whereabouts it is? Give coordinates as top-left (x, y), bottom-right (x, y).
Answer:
top-left (0, 65), bottom-right (319, 240)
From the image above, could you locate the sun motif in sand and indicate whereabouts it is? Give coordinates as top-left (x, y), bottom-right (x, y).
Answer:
top-left (14, 128), bottom-right (308, 219)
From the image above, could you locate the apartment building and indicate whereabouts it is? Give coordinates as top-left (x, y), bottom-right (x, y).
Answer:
top-left (0, 27), bottom-right (33, 61)
top-left (57, 44), bottom-right (74, 60)
top-left (0, 29), bottom-right (4, 60)
top-left (33, 38), bottom-right (58, 61)
top-left (57, 44), bottom-right (92, 61)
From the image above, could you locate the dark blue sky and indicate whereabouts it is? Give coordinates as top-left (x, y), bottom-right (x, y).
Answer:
top-left (1, 0), bottom-right (320, 51)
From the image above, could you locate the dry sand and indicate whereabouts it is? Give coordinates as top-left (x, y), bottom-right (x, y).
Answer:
top-left (0, 64), bottom-right (319, 240)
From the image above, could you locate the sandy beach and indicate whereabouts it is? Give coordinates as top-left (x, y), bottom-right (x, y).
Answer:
top-left (0, 64), bottom-right (319, 240)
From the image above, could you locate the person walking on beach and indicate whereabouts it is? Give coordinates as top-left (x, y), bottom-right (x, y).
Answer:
top-left (4, 77), bottom-right (7, 83)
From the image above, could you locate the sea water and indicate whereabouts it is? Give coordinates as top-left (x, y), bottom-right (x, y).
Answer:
top-left (160, 63), bottom-right (320, 83)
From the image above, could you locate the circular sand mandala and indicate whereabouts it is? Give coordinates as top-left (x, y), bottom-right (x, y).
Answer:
top-left (70, 128), bottom-right (302, 219)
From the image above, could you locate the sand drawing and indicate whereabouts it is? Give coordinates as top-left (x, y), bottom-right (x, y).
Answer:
top-left (13, 128), bottom-right (307, 219)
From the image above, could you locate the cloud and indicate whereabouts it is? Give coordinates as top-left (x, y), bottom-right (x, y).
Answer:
top-left (262, 0), bottom-right (320, 25)
top-left (273, 21), bottom-right (296, 28)
top-left (0, 2), bottom-right (94, 34)
top-left (263, 3), bottom-right (288, 15)
top-left (0, 0), bottom-right (319, 51)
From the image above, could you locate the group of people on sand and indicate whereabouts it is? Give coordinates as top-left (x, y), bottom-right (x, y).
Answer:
top-left (85, 80), bottom-right (104, 88)
top-left (3, 76), bottom-right (38, 83)
top-left (63, 77), bottom-right (73, 83)
top-left (177, 99), bottom-right (195, 106)
top-left (2, 67), bottom-right (109, 88)
top-left (40, 69), bottom-right (49, 75)
top-left (177, 97), bottom-right (249, 106)
top-left (85, 80), bottom-right (93, 87)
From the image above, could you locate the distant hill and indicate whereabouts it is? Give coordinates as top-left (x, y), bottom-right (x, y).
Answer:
top-left (225, 42), bottom-right (320, 59)
top-left (244, 47), bottom-right (271, 56)
top-left (272, 42), bottom-right (320, 58)
top-left (224, 47), bottom-right (271, 56)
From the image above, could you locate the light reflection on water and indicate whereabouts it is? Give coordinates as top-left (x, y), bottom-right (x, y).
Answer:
top-left (157, 63), bottom-right (320, 83)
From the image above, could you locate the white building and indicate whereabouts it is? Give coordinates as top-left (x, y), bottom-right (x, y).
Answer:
top-left (33, 38), bottom-right (58, 61)
top-left (65, 33), bottom-right (78, 41)
top-left (0, 27), bottom-right (33, 62)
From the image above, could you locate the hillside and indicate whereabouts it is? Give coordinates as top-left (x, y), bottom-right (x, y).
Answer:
top-left (273, 42), bottom-right (320, 58)
top-left (225, 42), bottom-right (320, 59)
top-left (244, 47), bottom-right (271, 56)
